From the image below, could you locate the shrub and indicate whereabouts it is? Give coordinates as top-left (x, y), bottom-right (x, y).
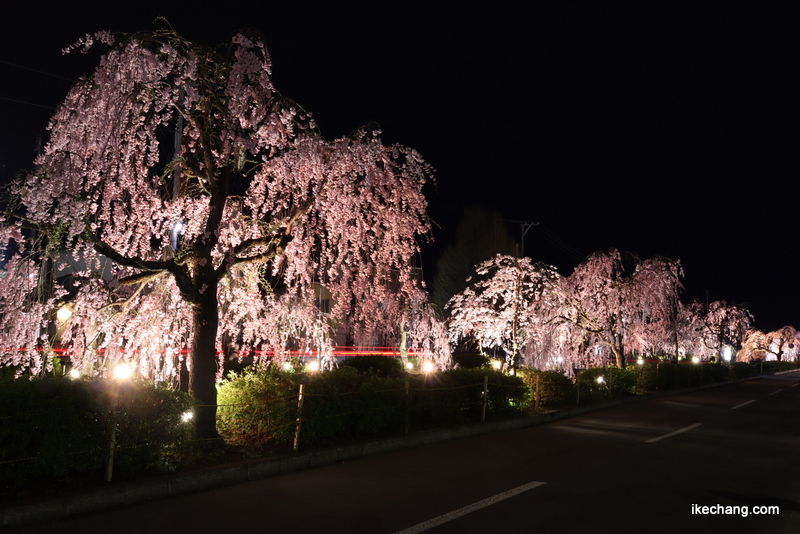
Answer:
top-left (0, 375), bottom-right (194, 491)
top-left (110, 381), bottom-right (194, 474)
top-left (730, 362), bottom-right (757, 378)
top-left (517, 369), bottom-right (574, 410)
top-left (452, 352), bottom-right (489, 369)
top-left (577, 367), bottom-right (636, 401)
top-left (0, 375), bottom-right (106, 487)
top-left (216, 367), bottom-right (301, 448)
top-left (339, 355), bottom-right (403, 376)
top-left (217, 367), bottom-right (528, 448)
top-left (409, 369), bottom-right (527, 427)
top-left (301, 367), bottom-right (406, 446)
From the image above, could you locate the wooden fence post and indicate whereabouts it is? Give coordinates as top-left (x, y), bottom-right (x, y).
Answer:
top-left (105, 409), bottom-right (117, 482)
top-left (404, 379), bottom-right (410, 434)
top-left (293, 383), bottom-right (305, 452)
top-left (481, 375), bottom-right (489, 423)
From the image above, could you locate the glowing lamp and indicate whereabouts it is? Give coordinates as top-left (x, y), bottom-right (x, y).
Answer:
top-left (56, 306), bottom-right (73, 322)
top-left (422, 361), bottom-right (435, 373)
top-left (491, 360), bottom-right (502, 370)
top-left (307, 361), bottom-right (320, 372)
top-left (722, 347), bottom-right (732, 362)
top-left (181, 410), bottom-right (194, 423)
top-left (596, 376), bottom-right (604, 384)
top-left (112, 362), bottom-right (134, 380)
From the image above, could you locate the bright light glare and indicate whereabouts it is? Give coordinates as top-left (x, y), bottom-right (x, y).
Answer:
top-left (722, 347), bottom-right (732, 362)
top-left (181, 410), bottom-right (194, 423)
top-left (637, 358), bottom-right (644, 365)
top-left (596, 376), bottom-right (604, 384)
top-left (405, 362), bottom-right (414, 370)
top-left (307, 361), bottom-right (320, 372)
top-left (491, 360), bottom-right (502, 370)
top-left (282, 361), bottom-right (293, 371)
top-left (556, 356), bottom-right (564, 364)
top-left (692, 356), bottom-right (700, 364)
top-left (422, 361), bottom-right (435, 373)
top-left (56, 306), bottom-right (73, 323)
top-left (68, 369), bottom-right (80, 379)
top-left (113, 363), bottom-right (134, 380)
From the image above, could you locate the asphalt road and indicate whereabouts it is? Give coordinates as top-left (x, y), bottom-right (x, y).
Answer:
top-left (11, 372), bottom-right (800, 534)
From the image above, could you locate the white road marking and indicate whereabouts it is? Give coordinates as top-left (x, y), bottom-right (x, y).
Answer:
top-left (791, 383), bottom-right (799, 388)
top-left (393, 481), bottom-right (546, 533)
top-left (646, 423), bottom-right (702, 443)
top-left (770, 389), bottom-right (784, 395)
top-left (732, 400), bottom-right (756, 409)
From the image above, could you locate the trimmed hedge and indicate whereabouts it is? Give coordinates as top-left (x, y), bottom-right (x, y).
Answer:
top-left (0, 374), bottom-right (194, 491)
top-left (517, 369), bottom-right (574, 410)
top-left (215, 367), bottom-right (528, 448)
top-left (339, 355), bottom-right (404, 376)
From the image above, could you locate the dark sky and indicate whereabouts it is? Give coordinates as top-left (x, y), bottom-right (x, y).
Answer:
top-left (1, 3), bottom-right (796, 331)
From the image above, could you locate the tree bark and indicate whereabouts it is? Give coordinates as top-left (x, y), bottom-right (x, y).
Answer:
top-left (189, 281), bottom-right (221, 440)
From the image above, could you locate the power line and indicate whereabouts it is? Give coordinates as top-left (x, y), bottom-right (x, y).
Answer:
top-left (0, 59), bottom-right (76, 82)
top-left (0, 95), bottom-right (56, 110)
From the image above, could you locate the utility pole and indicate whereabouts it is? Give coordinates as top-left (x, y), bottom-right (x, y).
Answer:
top-left (515, 221), bottom-right (539, 258)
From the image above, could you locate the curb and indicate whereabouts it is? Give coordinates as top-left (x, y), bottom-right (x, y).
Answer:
top-left (2, 372), bottom-right (792, 528)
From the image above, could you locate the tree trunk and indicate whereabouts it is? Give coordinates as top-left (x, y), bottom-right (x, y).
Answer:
top-left (189, 285), bottom-right (221, 440)
top-left (399, 325), bottom-right (409, 369)
top-left (611, 341), bottom-right (625, 368)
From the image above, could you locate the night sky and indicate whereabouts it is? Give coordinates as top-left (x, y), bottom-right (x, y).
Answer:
top-left (1, 3), bottom-right (796, 331)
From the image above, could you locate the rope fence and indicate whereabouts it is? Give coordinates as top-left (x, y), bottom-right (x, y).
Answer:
top-left (1, 375), bottom-right (532, 484)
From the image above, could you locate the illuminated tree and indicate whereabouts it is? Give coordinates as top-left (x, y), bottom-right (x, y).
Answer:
top-left (680, 300), bottom-right (752, 361)
top-left (737, 325), bottom-right (798, 362)
top-left (558, 250), bottom-right (683, 367)
top-left (0, 30), bottom-right (432, 438)
top-left (446, 254), bottom-right (559, 372)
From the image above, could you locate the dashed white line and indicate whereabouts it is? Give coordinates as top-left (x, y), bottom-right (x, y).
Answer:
top-left (645, 423), bottom-right (702, 443)
top-left (770, 389), bottom-right (783, 395)
top-left (393, 480), bottom-right (546, 533)
top-left (732, 400), bottom-right (756, 409)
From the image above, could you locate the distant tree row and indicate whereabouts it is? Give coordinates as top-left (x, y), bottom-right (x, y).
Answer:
top-left (446, 249), bottom-right (765, 373)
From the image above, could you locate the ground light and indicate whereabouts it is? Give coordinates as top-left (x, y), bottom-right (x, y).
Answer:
top-left (692, 356), bottom-right (700, 364)
top-left (68, 369), bottom-right (80, 379)
top-left (307, 361), bottom-right (320, 372)
top-left (181, 410), bottom-right (194, 423)
top-left (491, 360), bottom-right (502, 370)
top-left (596, 376), bottom-right (604, 384)
top-left (422, 361), bottom-right (435, 373)
top-left (56, 305), bottom-right (73, 323)
top-left (637, 358), bottom-right (644, 365)
top-left (722, 347), bottom-right (732, 362)
top-left (112, 362), bottom-right (134, 380)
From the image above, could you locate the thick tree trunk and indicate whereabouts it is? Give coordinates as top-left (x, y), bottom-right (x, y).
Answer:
top-left (611, 342), bottom-right (625, 368)
top-left (399, 326), bottom-right (409, 369)
top-left (189, 285), bottom-right (221, 440)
